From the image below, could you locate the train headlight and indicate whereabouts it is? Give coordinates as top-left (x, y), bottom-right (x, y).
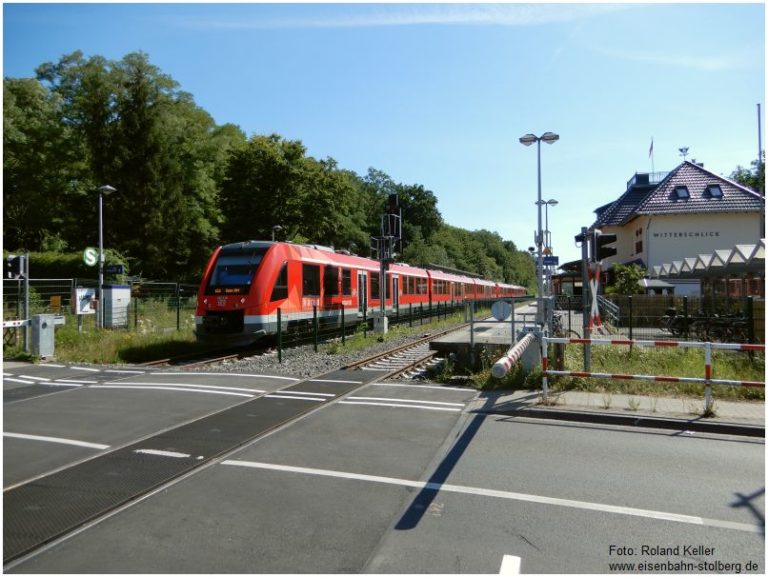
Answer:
top-left (240, 298), bottom-right (246, 304)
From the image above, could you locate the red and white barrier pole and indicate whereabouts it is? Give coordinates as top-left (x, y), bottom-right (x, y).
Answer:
top-left (491, 333), bottom-right (536, 379)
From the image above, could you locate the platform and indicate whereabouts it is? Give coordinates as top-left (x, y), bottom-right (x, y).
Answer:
top-left (430, 304), bottom-right (540, 371)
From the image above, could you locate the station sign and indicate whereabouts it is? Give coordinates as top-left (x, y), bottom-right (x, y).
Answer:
top-left (542, 256), bottom-right (559, 266)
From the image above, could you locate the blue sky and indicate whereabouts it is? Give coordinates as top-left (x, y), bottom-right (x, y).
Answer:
top-left (3, 3), bottom-right (765, 264)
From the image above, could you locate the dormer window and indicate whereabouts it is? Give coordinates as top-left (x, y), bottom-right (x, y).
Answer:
top-left (673, 186), bottom-right (690, 200)
top-left (706, 184), bottom-right (723, 198)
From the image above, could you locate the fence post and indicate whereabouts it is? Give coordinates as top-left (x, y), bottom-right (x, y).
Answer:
top-left (704, 341), bottom-right (713, 415)
top-left (313, 305), bottom-right (318, 353)
top-left (746, 296), bottom-right (754, 344)
top-left (628, 295), bottom-right (633, 341)
top-left (683, 296), bottom-right (689, 340)
top-left (409, 303), bottom-right (413, 327)
top-left (277, 308), bottom-right (282, 364)
top-left (541, 334), bottom-right (549, 402)
top-left (176, 283), bottom-right (181, 331)
top-left (341, 306), bottom-right (346, 345)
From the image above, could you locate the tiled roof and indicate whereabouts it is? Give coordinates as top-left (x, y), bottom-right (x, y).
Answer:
top-left (593, 186), bottom-right (654, 227)
top-left (635, 161), bottom-right (764, 216)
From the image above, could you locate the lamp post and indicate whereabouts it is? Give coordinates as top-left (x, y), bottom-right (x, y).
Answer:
top-left (519, 132), bottom-right (559, 325)
top-left (271, 225), bottom-right (283, 242)
top-left (97, 185), bottom-right (116, 329)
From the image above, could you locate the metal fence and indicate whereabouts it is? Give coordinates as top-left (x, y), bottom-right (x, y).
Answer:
top-left (3, 279), bottom-right (199, 349)
top-left (554, 294), bottom-right (763, 344)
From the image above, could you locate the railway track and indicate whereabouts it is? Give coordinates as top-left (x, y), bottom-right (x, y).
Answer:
top-left (344, 324), bottom-right (464, 380)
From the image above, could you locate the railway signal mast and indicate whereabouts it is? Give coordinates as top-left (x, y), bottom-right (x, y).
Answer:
top-left (372, 193), bottom-right (402, 333)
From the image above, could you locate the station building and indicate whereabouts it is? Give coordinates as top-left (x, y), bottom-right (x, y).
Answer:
top-left (555, 160), bottom-right (765, 299)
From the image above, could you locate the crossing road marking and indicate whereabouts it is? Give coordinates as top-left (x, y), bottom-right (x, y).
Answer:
top-left (3, 432), bottom-right (110, 450)
top-left (220, 460), bottom-right (763, 534)
top-left (499, 555), bottom-right (521, 575)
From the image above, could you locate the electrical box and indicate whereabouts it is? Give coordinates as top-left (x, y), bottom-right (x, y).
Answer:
top-left (103, 285), bottom-right (131, 329)
top-left (31, 314), bottom-right (55, 358)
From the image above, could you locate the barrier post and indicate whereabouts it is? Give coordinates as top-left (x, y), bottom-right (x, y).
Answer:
top-left (277, 308), bottom-right (282, 364)
top-left (704, 341), bottom-right (713, 414)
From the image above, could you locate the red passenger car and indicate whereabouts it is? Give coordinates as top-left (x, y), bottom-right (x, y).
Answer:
top-left (195, 241), bottom-right (526, 345)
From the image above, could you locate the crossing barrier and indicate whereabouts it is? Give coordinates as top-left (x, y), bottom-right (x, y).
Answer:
top-left (540, 336), bottom-right (765, 412)
top-left (491, 333), bottom-right (536, 379)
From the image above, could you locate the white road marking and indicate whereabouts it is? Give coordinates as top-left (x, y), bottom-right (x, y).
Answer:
top-left (70, 366), bottom-right (101, 372)
top-left (339, 401), bottom-right (461, 412)
top-left (347, 396), bottom-right (464, 407)
top-left (134, 449), bottom-right (191, 459)
top-left (19, 375), bottom-right (51, 382)
top-left (104, 369), bottom-right (146, 374)
top-left (276, 390), bottom-right (335, 397)
top-left (220, 460), bottom-right (762, 534)
top-left (499, 555), bottom-right (521, 575)
top-left (371, 382), bottom-right (470, 391)
top-left (104, 381), bottom-right (265, 394)
top-left (55, 379), bottom-right (98, 384)
top-left (95, 385), bottom-right (255, 398)
top-left (150, 372), bottom-right (299, 381)
top-left (309, 378), bottom-right (364, 384)
top-left (4, 432), bottom-right (110, 450)
top-left (4, 377), bottom-right (36, 385)
top-left (265, 394), bottom-right (326, 402)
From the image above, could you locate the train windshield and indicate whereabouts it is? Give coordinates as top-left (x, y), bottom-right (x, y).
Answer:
top-left (207, 247), bottom-right (268, 295)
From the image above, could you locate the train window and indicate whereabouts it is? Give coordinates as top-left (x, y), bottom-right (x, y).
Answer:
top-left (324, 266), bottom-right (340, 296)
top-left (418, 279), bottom-right (427, 295)
top-left (342, 269), bottom-right (352, 296)
top-left (302, 264), bottom-right (321, 297)
top-left (207, 246), bottom-right (267, 294)
top-left (271, 263), bottom-right (288, 301)
top-left (370, 272), bottom-right (380, 300)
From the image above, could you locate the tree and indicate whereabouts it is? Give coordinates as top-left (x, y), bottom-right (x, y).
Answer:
top-left (731, 158), bottom-right (765, 195)
top-left (610, 263), bottom-right (646, 295)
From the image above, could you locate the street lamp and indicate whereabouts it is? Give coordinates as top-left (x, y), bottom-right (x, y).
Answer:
top-left (97, 184), bottom-right (116, 329)
top-left (271, 225), bottom-right (283, 242)
top-left (519, 132), bottom-right (559, 325)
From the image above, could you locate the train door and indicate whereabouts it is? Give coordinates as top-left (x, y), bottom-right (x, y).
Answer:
top-left (357, 271), bottom-right (368, 316)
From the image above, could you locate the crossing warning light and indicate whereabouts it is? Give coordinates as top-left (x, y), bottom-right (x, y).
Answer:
top-left (591, 231), bottom-right (617, 263)
top-left (5, 255), bottom-right (25, 279)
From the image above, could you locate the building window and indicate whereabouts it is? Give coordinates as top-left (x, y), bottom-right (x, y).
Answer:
top-left (706, 184), bottom-right (723, 198)
top-left (635, 227), bottom-right (643, 255)
top-left (673, 186), bottom-right (690, 200)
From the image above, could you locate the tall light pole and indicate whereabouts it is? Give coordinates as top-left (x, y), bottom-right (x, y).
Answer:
top-left (520, 132), bottom-right (559, 325)
top-left (271, 225), bottom-right (283, 242)
top-left (97, 185), bottom-right (116, 329)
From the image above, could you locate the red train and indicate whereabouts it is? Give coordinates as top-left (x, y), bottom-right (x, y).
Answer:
top-left (195, 241), bottom-right (526, 345)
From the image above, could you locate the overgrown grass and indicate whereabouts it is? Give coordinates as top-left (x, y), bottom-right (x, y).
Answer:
top-left (458, 341), bottom-right (764, 401)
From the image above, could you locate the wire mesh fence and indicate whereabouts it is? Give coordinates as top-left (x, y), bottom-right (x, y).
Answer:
top-left (554, 294), bottom-right (763, 344)
top-left (3, 279), bottom-right (199, 351)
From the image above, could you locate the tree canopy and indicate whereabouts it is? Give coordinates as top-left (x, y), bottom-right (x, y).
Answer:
top-left (4, 50), bottom-right (534, 287)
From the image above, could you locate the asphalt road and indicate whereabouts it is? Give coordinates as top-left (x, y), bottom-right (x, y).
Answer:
top-left (3, 363), bottom-right (764, 573)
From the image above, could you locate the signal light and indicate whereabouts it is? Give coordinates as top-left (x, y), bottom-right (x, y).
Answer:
top-left (5, 255), bottom-right (25, 279)
top-left (591, 231), bottom-right (617, 263)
